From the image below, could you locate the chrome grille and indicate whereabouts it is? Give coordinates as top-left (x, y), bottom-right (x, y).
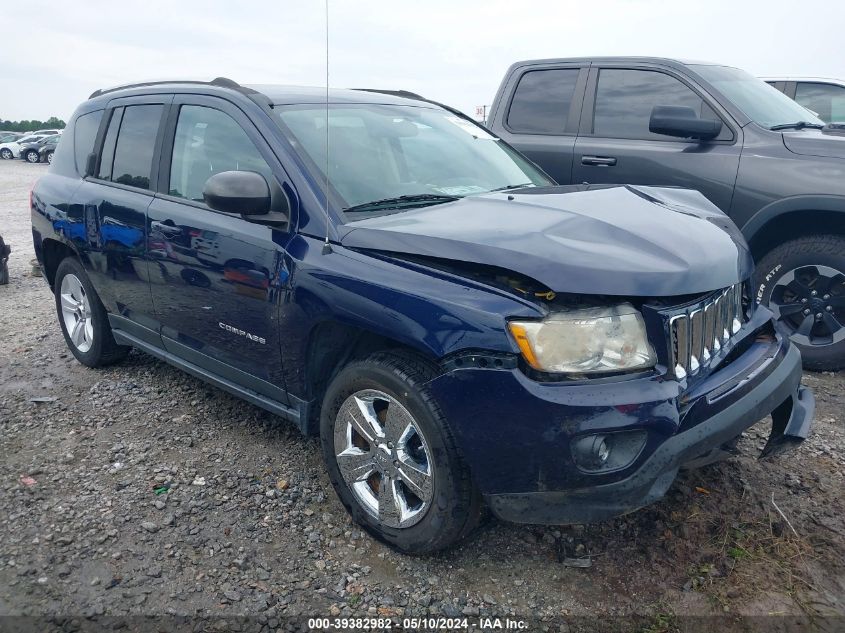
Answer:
top-left (669, 283), bottom-right (745, 379)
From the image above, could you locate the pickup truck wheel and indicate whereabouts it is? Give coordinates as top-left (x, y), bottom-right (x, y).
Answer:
top-left (320, 352), bottom-right (482, 554)
top-left (754, 235), bottom-right (845, 371)
top-left (54, 258), bottom-right (130, 367)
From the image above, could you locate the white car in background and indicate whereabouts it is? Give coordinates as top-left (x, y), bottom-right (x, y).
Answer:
top-left (0, 134), bottom-right (49, 160)
top-left (763, 77), bottom-right (845, 123)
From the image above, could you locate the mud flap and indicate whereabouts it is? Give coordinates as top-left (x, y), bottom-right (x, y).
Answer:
top-left (761, 386), bottom-right (814, 458)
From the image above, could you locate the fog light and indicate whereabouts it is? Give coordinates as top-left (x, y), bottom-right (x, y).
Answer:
top-left (572, 435), bottom-right (611, 470)
top-left (571, 430), bottom-right (648, 473)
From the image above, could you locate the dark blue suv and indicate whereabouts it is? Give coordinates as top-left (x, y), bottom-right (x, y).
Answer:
top-left (31, 79), bottom-right (814, 553)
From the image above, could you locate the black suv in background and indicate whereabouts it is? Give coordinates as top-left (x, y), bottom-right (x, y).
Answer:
top-left (19, 134), bottom-right (60, 163)
top-left (488, 57), bottom-right (845, 370)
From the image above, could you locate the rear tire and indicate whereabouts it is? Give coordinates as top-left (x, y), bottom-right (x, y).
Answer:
top-left (320, 351), bottom-right (482, 554)
top-left (0, 148), bottom-right (12, 160)
top-left (753, 235), bottom-right (845, 371)
top-left (46, 151), bottom-right (53, 164)
top-left (25, 149), bottom-right (40, 163)
top-left (54, 258), bottom-right (130, 367)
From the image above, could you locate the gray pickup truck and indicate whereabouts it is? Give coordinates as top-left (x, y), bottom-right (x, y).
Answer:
top-left (488, 57), bottom-right (845, 370)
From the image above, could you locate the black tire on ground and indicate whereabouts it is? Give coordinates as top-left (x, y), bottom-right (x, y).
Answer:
top-left (46, 151), bottom-right (53, 164)
top-left (25, 149), bottom-right (40, 163)
top-left (753, 234), bottom-right (845, 371)
top-left (54, 257), bottom-right (130, 367)
top-left (320, 351), bottom-right (483, 554)
top-left (0, 148), bottom-right (12, 160)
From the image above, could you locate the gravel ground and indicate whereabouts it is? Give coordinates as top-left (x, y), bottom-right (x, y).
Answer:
top-left (1, 159), bottom-right (844, 630)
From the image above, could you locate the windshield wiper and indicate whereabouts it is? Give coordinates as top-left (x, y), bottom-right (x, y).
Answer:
top-left (343, 194), bottom-right (460, 214)
top-left (488, 182), bottom-right (535, 192)
top-left (769, 121), bottom-right (825, 131)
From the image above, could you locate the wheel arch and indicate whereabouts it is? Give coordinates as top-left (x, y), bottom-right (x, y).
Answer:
top-left (41, 238), bottom-right (81, 289)
top-left (302, 320), bottom-right (440, 435)
top-left (743, 196), bottom-right (845, 260)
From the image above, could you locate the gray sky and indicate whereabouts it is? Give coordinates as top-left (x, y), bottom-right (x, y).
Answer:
top-left (3, 0), bottom-right (844, 123)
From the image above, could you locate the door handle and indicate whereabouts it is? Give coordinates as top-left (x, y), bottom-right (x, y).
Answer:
top-left (581, 155), bottom-right (617, 167)
top-left (151, 220), bottom-right (181, 235)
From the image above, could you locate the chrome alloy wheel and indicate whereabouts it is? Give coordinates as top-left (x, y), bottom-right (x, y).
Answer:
top-left (60, 273), bottom-right (94, 353)
top-left (334, 389), bottom-right (434, 529)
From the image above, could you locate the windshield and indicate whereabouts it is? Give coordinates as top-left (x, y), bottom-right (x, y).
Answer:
top-left (691, 65), bottom-right (825, 129)
top-left (276, 103), bottom-right (552, 218)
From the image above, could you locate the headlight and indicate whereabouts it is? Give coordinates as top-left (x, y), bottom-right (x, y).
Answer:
top-left (508, 303), bottom-right (656, 374)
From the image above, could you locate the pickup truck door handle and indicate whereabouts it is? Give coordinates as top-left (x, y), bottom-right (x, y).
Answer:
top-left (581, 155), bottom-right (617, 167)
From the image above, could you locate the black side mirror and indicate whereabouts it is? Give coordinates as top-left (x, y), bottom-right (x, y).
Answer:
top-left (203, 171), bottom-right (271, 216)
top-left (649, 105), bottom-right (722, 141)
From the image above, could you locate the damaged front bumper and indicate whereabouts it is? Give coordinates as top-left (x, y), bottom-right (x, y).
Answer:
top-left (427, 316), bottom-right (813, 526)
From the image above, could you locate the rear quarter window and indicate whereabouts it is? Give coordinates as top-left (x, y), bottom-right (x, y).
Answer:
top-left (73, 110), bottom-right (103, 176)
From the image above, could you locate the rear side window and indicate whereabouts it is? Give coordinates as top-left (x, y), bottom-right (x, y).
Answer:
top-left (168, 105), bottom-right (272, 203)
top-left (97, 105), bottom-right (162, 189)
top-left (592, 69), bottom-right (725, 141)
top-left (73, 110), bottom-right (103, 175)
top-left (794, 82), bottom-right (845, 123)
top-left (98, 108), bottom-right (123, 180)
top-left (507, 69), bottom-right (579, 134)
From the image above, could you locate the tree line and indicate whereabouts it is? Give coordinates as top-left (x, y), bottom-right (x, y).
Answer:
top-left (1, 117), bottom-right (66, 132)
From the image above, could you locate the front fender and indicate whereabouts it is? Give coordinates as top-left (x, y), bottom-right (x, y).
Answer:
top-left (741, 195), bottom-right (845, 243)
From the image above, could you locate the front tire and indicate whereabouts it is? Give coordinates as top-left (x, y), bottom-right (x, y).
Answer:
top-left (46, 151), bottom-right (53, 164)
top-left (54, 258), bottom-right (130, 367)
top-left (754, 235), bottom-right (845, 371)
top-left (320, 351), bottom-right (482, 554)
top-left (25, 149), bottom-right (40, 163)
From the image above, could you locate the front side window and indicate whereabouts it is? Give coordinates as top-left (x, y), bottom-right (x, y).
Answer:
top-left (593, 69), bottom-right (724, 141)
top-left (169, 105), bottom-right (272, 203)
top-left (276, 104), bottom-right (552, 218)
top-left (507, 69), bottom-right (580, 134)
top-left (794, 82), bottom-right (845, 123)
top-left (109, 104), bottom-right (163, 190)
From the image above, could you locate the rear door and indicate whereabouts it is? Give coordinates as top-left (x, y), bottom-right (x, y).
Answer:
top-left (146, 94), bottom-right (294, 402)
top-left (491, 65), bottom-right (587, 184)
top-left (571, 65), bottom-right (742, 211)
top-left (73, 96), bottom-right (170, 344)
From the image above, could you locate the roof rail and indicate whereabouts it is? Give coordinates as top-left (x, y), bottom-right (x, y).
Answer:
top-left (354, 88), bottom-right (482, 126)
top-left (88, 77), bottom-right (256, 99)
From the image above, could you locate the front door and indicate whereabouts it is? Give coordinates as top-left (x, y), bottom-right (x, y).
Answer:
top-left (572, 66), bottom-right (742, 212)
top-left (146, 95), bottom-right (293, 402)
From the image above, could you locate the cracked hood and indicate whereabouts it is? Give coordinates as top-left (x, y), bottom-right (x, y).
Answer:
top-left (341, 185), bottom-right (753, 297)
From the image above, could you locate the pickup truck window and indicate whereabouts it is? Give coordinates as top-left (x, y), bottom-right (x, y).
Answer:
top-left (169, 105), bottom-right (272, 203)
top-left (507, 69), bottom-right (579, 134)
top-left (73, 110), bottom-right (103, 175)
top-left (277, 103), bottom-right (551, 216)
top-left (690, 65), bottom-right (824, 129)
top-left (794, 82), bottom-right (845, 123)
top-left (593, 69), bottom-right (722, 141)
